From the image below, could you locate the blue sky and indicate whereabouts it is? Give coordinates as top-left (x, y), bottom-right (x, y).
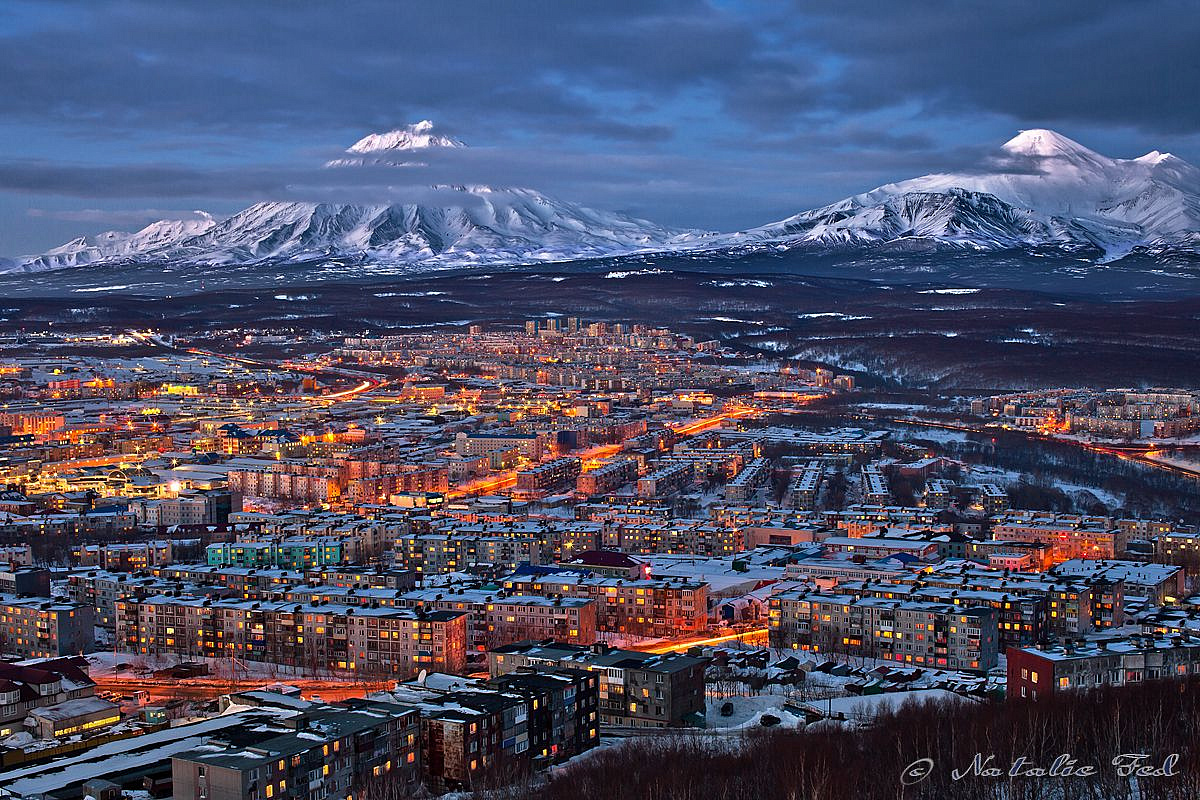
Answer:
top-left (1, 0), bottom-right (1198, 253)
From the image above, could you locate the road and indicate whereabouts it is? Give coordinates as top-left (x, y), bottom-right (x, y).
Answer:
top-left (128, 329), bottom-right (388, 403)
top-left (95, 674), bottom-right (393, 703)
top-left (631, 627), bottom-right (770, 654)
top-left (668, 406), bottom-right (759, 437)
top-left (447, 407), bottom-right (762, 500)
top-left (92, 627), bottom-right (769, 705)
top-left (879, 415), bottom-right (1200, 481)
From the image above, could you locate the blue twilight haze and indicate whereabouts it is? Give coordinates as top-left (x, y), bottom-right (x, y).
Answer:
top-left (0, 0), bottom-right (1197, 253)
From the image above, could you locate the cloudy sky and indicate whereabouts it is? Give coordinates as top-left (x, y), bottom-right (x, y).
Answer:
top-left (1, 0), bottom-right (1198, 254)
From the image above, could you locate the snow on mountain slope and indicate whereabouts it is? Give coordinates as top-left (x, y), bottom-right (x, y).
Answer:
top-left (757, 189), bottom-right (1086, 250)
top-left (8, 127), bottom-right (1199, 276)
top-left (14, 214), bottom-right (216, 272)
top-left (347, 120), bottom-right (465, 153)
top-left (164, 188), bottom-right (694, 266)
top-left (7, 190), bottom-right (696, 275)
top-left (747, 129), bottom-right (1200, 259)
top-left (325, 120), bottom-right (465, 167)
top-left (6, 123), bottom-right (702, 274)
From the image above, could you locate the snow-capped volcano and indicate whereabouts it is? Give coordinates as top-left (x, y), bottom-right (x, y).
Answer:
top-left (148, 188), bottom-right (694, 267)
top-left (7, 127), bottom-right (1199, 278)
top-left (325, 120), bottom-right (465, 167)
top-left (747, 129), bottom-right (1200, 260)
top-left (3, 122), bottom-right (707, 274)
top-left (347, 120), bottom-right (465, 153)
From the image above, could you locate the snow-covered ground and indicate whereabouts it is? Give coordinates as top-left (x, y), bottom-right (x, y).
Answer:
top-left (707, 693), bottom-right (805, 729)
top-left (1143, 452), bottom-right (1200, 471)
top-left (895, 426), bottom-right (973, 444)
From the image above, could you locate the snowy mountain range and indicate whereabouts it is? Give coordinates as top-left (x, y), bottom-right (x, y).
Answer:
top-left (134, 189), bottom-right (695, 268)
top-left (5, 127), bottom-right (1199, 275)
top-left (742, 129), bottom-right (1200, 261)
top-left (17, 215), bottom-right (218, 272)
top-left (4, 123), bottom-right (697, 273)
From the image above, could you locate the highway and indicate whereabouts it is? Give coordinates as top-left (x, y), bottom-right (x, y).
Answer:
top-left (446, 406), bottom-right (762, 500)
top-left (632, 626), bottom-right (770, 654)
top-left (877, 414), bottom-right (1200, 481)
top-left (95, 673), bottom-right (393, 703)
top-left (93, 628), bottom-right (770, 703)
top-left (128, 329), bottom-right (388, 404)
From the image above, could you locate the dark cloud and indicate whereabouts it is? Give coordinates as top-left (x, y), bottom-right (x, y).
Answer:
top-left (26, 208), bottom-right (214, 225)
top-left (800, 0), bottom-right (1200, 134)
top-left (0, 0), bottom-right (782, 141)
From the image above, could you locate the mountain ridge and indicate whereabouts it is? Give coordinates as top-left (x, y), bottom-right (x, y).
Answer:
top-left (5, 127), bottom-right (1199, 275)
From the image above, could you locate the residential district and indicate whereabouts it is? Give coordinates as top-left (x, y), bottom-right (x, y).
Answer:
top-left (0, 319), bottom-right (1198, 799)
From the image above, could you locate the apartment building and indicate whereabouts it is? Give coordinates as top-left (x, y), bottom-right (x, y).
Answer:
top-left (1154, 531), bottom-right (1200, 566)
top-left (1052, 559), bottom-right (1184, 605)
top-left (977, 484), bottom-right (1010, 513)
top-left (1007, 635), bottom-right (1200, 700)
top-left (116, 595), bottom-right (468, 677)
top-left (725, 458), bottom-right (770, 502)
top-left (489, 640), bottom-right (708, 728)
top-left (386, 667), bottom-right (599, 790)
top-left (0, 596), bottom-right (94, 659)
top-left (990, 512), bottom-right (1124, 564)
top-left (576, 459), bottom-right (638, 495)
top-left (153, 564), bottom-right (308, 598)
top-left (287, 585), bottom-right (597, 652)
top-left (393, 533), bottom-right (552, 575)
top-left (825, 505), bottom-right (941, 537)
top-left (785, 462), bottom-right (824, 510)
top-left (602, 517), bottom-right (743, 557)
top-left (228, 463), bottom-right (341, 504)
top-left (455, 432), bottom-right (544, 460)
top-left (500, 570), bottom-right (708, 639)
top-left (133, 489), bottom-right (237, 527)
top-left (172, 701), bottom-right (422, 800)
top-left (842, 581), bottom-right (1046, 651)
top-left (0, 544), bottom-right (33, 566)
top-left (67, 570), bottom-right (178, 629)
top-left (75, 540), bottom-right (174, 570)
top-left (636, 461), bottom-right (694, 498)
top-left (206, 538), bottom-right (347, 569)
top-left (306, 565), bottom-right (417, 591)
top-left (0, 566), bottom-right (51, 597)
top-left (898, 562), bottom-right (1124, 634)
top-left (768, 590), bottom-right (999, 670)
top-left (514, 457), bottom-right (581, 499)
top-left (924, 479), bottom-right (954, 509)
top-left (861, 466), bottom-right (890, 505)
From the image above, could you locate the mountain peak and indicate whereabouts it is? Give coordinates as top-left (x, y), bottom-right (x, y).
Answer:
top-left (1001, 129), bottom-right (1100, 161)
top-left (346, 121), bottom-right (466, 154)
top-left (1134, 149), bottom-right (1179, 165)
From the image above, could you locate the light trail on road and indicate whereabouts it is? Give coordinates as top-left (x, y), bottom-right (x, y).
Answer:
top-left (95, 674), bottom-right (392, 703)
top-left (633, 627), bottom-right (770, 654)
top-left (446, 408), bottom-right (761, 499)
top-left (882, 415), bottom-right (1200, 481)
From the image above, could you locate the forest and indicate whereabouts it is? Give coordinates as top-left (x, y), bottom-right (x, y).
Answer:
top-left (482, 678), bottom-right (1200, 800)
